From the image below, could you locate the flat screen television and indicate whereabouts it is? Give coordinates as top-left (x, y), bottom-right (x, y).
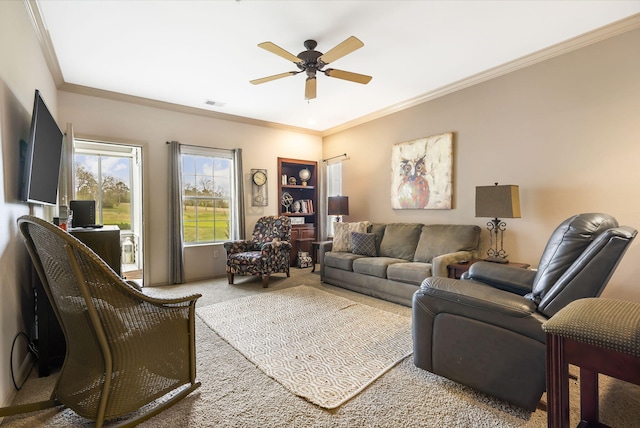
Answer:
top-left (21, 90), bottom-right (64, 206)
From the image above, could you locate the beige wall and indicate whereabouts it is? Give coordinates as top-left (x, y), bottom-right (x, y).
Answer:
top-left (323, 27), bottom-right (640, 302)
top-left (0, 1), bottom-right (59, 408)
top-left (1, 0), bottom-right (638, 407)
top-left (57, 92), bottom-right (322, 284)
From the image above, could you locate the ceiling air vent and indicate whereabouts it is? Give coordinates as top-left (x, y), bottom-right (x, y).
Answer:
top-left (205, 100), bottom-right (226, 107)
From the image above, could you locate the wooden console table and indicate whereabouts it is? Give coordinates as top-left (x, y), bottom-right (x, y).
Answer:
top-left (447, 258), bottom-right (530, 279)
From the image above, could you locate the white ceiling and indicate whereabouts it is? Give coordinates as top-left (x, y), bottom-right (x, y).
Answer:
top-left (34, 1), bottom-right (640, 134)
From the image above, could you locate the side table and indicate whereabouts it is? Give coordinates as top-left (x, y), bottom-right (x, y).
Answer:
top-left (543, 298), bottom-right (640, 427)
top-left (310, 240), bottom-right (331, 273)
top-left (447, 258), bottom-right (530, 279)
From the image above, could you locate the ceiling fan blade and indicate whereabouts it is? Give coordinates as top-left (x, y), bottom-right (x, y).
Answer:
top-left (258, 42), bottom-right (302, 63)
top-left (318, 36), bottom-right (364, 65)
top-left (324, 68), bottom-right (372, 84)
top-left (305, 77), bottom-right (317, 100)
top-left (250, 71), bottom-right (298, 85)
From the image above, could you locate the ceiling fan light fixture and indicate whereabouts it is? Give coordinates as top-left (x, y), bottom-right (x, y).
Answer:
top-left (251, 36), bottom-right (371, 100)
top-left (305, 77), bottom-right (317, 100)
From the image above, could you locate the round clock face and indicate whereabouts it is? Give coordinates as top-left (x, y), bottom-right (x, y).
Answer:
top-left (252, 171), bottom-right (267, 186)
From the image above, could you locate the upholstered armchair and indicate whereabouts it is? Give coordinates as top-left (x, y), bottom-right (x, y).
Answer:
top-left (224, 215), bottom-right (292, 288)
top-left (412, 213), bottom-right (636, 411)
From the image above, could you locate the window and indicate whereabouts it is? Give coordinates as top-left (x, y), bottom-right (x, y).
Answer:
top-left (326, 161), bottom-right (343, 236)
top-left (74, 141), bottom-right (135, 231)
top-left (73, 139), bottom-right (144, 275)
top-left (181, 146), bottom-right (235, 244)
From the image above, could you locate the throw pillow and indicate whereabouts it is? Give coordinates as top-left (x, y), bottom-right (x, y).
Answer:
top-left (351, 232), bottom-right (377, 256)
top-left (332, 221), bottom-right (370, 252)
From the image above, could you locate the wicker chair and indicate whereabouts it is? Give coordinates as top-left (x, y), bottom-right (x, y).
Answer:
top-left (0, 215), bottom-right (201, 427)
top-left (224, 215), bottom-right (292, 288)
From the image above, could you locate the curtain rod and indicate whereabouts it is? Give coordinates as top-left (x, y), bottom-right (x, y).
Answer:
top-left (322, 153), bottom-right (347, 163)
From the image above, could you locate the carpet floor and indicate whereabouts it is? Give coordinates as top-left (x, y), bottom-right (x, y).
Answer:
top-left (197, 285), bottom-right (413, 409)
top-left (3, 269), bottom-right (640, 427)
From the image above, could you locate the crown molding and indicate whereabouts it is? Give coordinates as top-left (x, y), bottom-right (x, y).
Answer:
top-left (321, 13), bottom-right (640, 137)
top-left (24, 0), bottom-right (639, 138)
top-left (24, 0), bottom-right (64, 87)
top-left (58, 82), bottom-right (322, 136)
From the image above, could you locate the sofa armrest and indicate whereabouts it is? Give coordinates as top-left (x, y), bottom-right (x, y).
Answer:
top-left (465, 261), bottom-right (536, 295)
top-left (431, 251), bottom-right (476, 277)
top-left (318, 241), bottom-right (333, 278)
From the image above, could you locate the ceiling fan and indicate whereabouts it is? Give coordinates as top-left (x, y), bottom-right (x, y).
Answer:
top-left (250, 36), bottom-right (372, 100)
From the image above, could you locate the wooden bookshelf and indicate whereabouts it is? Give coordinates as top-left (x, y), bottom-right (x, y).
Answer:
top-left (277, 157), bottom-right (318, 266)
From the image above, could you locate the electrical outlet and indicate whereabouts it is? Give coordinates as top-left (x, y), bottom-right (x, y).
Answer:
top-left (213, 250), bottom-right (219, 258)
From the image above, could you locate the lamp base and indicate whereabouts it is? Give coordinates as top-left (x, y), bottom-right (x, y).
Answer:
top-left (485, 255), bottom-right (509, 264)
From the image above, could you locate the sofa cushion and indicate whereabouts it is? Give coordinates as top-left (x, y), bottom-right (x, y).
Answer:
top-left (379, 223), bottom-right (423, 260)
top-left (332, 221), bottom-right (370, 252)
top-left (351, 232), bottom-right (377, 256)
top-left (324, 251), bottom-right (367, 271)
top-left (413, 224), bottom-right (481, 263)
top-left (352, 257), bottom-right (407, 279)
top-left (369, 223), bottom-right (387, 255)
top-left (387, 262), bottom-right (433, 285)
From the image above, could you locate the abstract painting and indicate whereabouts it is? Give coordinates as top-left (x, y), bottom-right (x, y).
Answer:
top-left (391, 132), bottom-right (453, 209)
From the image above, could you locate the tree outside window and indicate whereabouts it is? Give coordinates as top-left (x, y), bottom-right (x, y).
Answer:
top-left (74, 154), bottom-right (132, 230)
top-left (181, 152), bottom-right (232, 243)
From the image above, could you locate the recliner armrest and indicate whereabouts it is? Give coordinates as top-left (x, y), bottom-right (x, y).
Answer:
top-left (418, 277), bottom-right (537, 317)
top-left (414, 277), bottom-right (546, 342)
top-left (465, 261), bottom-right (536, 295)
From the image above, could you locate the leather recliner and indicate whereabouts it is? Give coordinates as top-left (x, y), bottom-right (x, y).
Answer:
top-left (412, 213), bottom-right (637, 411)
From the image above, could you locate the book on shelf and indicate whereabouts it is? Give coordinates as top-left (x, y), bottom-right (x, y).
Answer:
top-left (295, 199), bottom-right (313, 214)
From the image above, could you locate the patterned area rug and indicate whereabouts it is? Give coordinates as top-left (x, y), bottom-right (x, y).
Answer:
top-left (196, 285), bottom-right (413, 409)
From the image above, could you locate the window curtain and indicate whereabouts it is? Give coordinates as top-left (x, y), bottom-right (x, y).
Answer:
top-left (59, 123), bottom-right (75, 206)
top-left (232, 148), bottom-right (245, 240)
top-left (169, 140), bottom-right (185, 284)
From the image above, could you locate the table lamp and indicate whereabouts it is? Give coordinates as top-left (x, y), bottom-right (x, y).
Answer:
top-left (475, 183), bottom-right (521, 263)
top-left (328, 196), bottom-right (349, 222)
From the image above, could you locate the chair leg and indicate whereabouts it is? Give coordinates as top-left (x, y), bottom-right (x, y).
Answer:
top-left (227, 272), bottom-right (234, 284)
top-left (262, 275), bottom-right (269, 288)
top-left (580, 367), bottom-right (599, 425)
top-left (0, 399), bottom-right (60, 417)
top-left (286, 267), bottom-right (290, 277)
top-left (546, 334), bottom-right (570, 428)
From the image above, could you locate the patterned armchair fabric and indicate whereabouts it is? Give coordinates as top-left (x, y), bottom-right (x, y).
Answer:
top-left (224, 216), bottom-right (292, 287)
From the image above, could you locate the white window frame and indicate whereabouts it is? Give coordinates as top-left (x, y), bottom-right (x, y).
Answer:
top-left (180, 145), bottom-right (237, 245)
top-left (326, 161), bottom-right (343, 236)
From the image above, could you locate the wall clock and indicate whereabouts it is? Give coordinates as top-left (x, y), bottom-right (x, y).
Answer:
top-left (251, 168), bottom-right (268, 206)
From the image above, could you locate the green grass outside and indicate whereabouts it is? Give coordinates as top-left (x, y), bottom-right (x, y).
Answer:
top-left (99, 202), bottom-right (230, 242)
top-left (102, 202), bottom-right (131, 230)
top-left (183, 205), bottom-right (230, 243)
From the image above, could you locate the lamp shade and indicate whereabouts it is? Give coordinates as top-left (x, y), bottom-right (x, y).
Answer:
top-left (475, 184), bottom-right (521, 218)
top-left (328, 196), bottom-right (349, 216)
